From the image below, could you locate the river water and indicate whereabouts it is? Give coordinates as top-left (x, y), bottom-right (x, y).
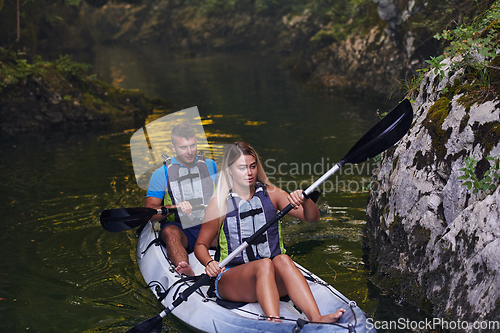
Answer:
top-left (0, 45), bottom-right (427, 332)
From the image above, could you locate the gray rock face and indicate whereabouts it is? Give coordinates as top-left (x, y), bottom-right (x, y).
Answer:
top-left (373, 0), bottom-right (400, 43)
top-left (364, 61), bottom-right (500, 325)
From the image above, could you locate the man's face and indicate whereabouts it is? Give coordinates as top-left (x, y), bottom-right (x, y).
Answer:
top-left (171, 135), bottom-right (197, 167)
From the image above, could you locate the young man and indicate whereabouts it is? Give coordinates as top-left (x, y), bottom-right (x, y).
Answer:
top-left (145, 123), bottom-right (218, 276)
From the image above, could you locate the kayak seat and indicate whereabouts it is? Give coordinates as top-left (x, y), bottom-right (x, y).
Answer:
top-left (215, 298), bottom-right (248, 309)
top-left (213, 295), bottom-right (292, 310)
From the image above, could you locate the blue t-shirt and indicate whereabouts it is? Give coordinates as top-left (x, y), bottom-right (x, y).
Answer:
top-left (146, 156), bottom-right (218, 200)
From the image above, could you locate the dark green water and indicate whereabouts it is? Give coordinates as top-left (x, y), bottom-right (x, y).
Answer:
top-left (0, 45), bottom-right (425, 332)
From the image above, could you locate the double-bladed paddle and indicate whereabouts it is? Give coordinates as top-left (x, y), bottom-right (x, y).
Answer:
top-left (111, 99), bottom-right (413, 333)
top-left (100, 206), bottom-right (208, 232)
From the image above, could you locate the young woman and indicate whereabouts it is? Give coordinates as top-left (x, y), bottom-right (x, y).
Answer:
top-left (194, 142), bottom-right (345, 323)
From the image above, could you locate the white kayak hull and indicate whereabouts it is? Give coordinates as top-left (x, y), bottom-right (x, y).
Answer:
top-left (136, 222), bottom-right (376, 333)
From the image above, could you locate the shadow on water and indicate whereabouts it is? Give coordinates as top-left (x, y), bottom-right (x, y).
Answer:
top-left (1, 45), bottom-right (429, 332)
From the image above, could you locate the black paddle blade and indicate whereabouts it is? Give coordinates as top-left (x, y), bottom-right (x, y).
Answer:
top-left (342, 99), bottom-right (413, 165)
top-left (126, 315), bottom-right (163, 333)
top-left (100, 207), bottom-right (157, 232)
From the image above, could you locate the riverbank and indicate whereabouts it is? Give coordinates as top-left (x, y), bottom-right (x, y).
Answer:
top-left (0, 51), bottom-right (171, 135)
top-left (25, 1), bottom-right (492, 100)
top-left (2, 1), bottom-right (494, 133)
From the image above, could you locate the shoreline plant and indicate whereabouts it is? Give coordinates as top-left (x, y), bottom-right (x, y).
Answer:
top-left (459, 156), bottom-right (500, 195)
top-left (404, 0), bottom-right (500, 101)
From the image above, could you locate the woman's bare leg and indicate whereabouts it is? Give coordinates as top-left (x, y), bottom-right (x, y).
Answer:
top-left (272, 254), bottom-right (345, 323)
top-left (217, 258), bottom-right (281, 321)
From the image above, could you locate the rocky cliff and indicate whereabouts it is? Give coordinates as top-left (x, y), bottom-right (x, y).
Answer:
top-left (363, 58), bottom-right (500, 325)
top-left (36, 0), bottom-right (442, 99)
top-left (280, 0), bottom-right (424, 98)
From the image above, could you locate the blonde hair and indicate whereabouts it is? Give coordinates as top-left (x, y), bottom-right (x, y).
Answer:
top-left (215, 142), bottom-right (272, 222)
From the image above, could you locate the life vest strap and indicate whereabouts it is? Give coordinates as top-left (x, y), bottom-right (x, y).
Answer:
top-left (239, 207), bottom-right (263, 220)
top-left (243, 234), bottom-right (267, 261)
top-left (176, 172), bottom-right (201, 183)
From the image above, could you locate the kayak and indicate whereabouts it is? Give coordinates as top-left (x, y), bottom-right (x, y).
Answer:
top-left (108, 99), bottom-right (412, 332)
top-left (136, 221), bottom-right (376, 333)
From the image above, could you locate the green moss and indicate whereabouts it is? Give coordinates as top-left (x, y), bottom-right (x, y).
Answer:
top-left (425, 97), bottom-right (451, 128)
top-left (311, 29), bottom-right (335, 42)
top-left (423, 96), bottom-right (453, 160)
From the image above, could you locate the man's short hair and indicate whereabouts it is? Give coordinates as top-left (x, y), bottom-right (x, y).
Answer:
top-left (171, 123), bottom-right (196, 141)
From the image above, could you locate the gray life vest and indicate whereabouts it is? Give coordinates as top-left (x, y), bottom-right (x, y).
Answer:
top-left (163, 151), bottom-right (214, 227)
top-left (217, 183), bottom-right (286, 266)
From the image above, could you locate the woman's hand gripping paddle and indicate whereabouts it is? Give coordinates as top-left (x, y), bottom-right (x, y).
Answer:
top-left (123, 99), bottom-right (413, 333)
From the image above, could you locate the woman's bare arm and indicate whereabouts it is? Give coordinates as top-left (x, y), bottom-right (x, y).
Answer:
top-left (268, 186), bottom-right (320, 222)
top-left (194, 197), bottom-right (225, 277)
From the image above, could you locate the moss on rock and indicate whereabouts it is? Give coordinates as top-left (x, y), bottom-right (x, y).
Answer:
top-left (423, 96), bottom-right (453, 160)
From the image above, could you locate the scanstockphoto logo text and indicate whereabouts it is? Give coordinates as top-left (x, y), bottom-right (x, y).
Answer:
top-left (264, 158), bottom-right (380, 196)
top-left (366, 318), bottom-right (500, 331)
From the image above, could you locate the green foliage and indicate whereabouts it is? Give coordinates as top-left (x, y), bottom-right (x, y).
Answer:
top-left (424, 55), bottom-right (446, 81)
top-left (404, 0), bottom-right (500, 99)
top-left (432, 3), bottom-right (499, 78)
top-left (304, 0), bottom-right (377, 41)
top-left (398, 75), bottom-right (424, 103)
top-left (53, 55), bottom-right (92, 77)
top-left (197, 0), bottom-right (236, 15)
top-left (426, 15), bottom-right (500, 82)
top-left (459, 156), bottom-right (500, 194)
top-left (404, 0), bottom-right (491, 43)
top-left (193, 0), bottom-right (375, 33)
top-left (0, 49), bottom-right (93, 93)
top-left (0, 50), bottom-right (44, 91)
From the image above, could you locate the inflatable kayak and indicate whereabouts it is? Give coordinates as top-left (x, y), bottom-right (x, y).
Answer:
top-left (136, 221), bottom-right (376, 333)
top-left (103, 99), bottom-right (413, 332)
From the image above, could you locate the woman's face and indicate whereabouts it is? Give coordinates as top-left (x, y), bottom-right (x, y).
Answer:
top-left (229, 154), bottom-right (257, 189)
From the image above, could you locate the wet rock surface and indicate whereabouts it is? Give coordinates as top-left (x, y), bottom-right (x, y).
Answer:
top-left (363, 61), bottom-right (500, 324)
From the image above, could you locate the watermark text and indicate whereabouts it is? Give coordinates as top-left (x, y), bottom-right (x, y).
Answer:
top-left (264, 158), bottom-right (380, 195)
top-left (366, 317), bottom-right (500, 331)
